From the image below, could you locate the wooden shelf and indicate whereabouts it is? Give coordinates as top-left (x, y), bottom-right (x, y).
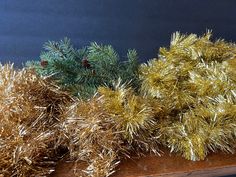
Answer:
top-left (51, 149), bottom-right (236, 177)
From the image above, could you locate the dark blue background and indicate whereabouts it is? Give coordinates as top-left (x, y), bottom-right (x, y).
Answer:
top-left (1, 0), bottom-right (236, 66)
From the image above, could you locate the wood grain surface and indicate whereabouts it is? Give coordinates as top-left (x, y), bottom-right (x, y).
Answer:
top-left (51, 149), bottom-right (236, 177)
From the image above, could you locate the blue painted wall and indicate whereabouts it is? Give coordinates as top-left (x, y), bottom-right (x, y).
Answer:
top-left (1, 0), bottom-right (236, 66)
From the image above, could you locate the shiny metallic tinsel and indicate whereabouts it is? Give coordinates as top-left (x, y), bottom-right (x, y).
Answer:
top-left (0, 64), bottom-right (72, 176)
top-left (62, 80), bottom-right (160, 176)
top-left (140, 31), bottom-right (236, 161)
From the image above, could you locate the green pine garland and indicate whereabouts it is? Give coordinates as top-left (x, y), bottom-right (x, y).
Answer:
top-left (26, 38), bottom-right (140, 99)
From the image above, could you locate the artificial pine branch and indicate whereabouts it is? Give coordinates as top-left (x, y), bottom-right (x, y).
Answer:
top-left (26, 39), bottom-right (140, 99)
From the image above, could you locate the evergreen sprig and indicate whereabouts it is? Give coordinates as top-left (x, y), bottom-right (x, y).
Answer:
top-left (26, 39), bottom-right (140, 99)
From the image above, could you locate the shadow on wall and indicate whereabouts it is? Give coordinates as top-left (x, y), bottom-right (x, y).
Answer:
top-left (1, 0), bottom-right (236, 66)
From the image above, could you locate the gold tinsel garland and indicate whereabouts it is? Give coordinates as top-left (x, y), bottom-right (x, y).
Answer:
top-left (139, 31), bottom-right (236, 161)
top-left (0, 64), bottom-right (72, 176)
top-left (0, 31), bottom-right (236, 176)
top-left (62, 80), bottom-right (161, 176)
